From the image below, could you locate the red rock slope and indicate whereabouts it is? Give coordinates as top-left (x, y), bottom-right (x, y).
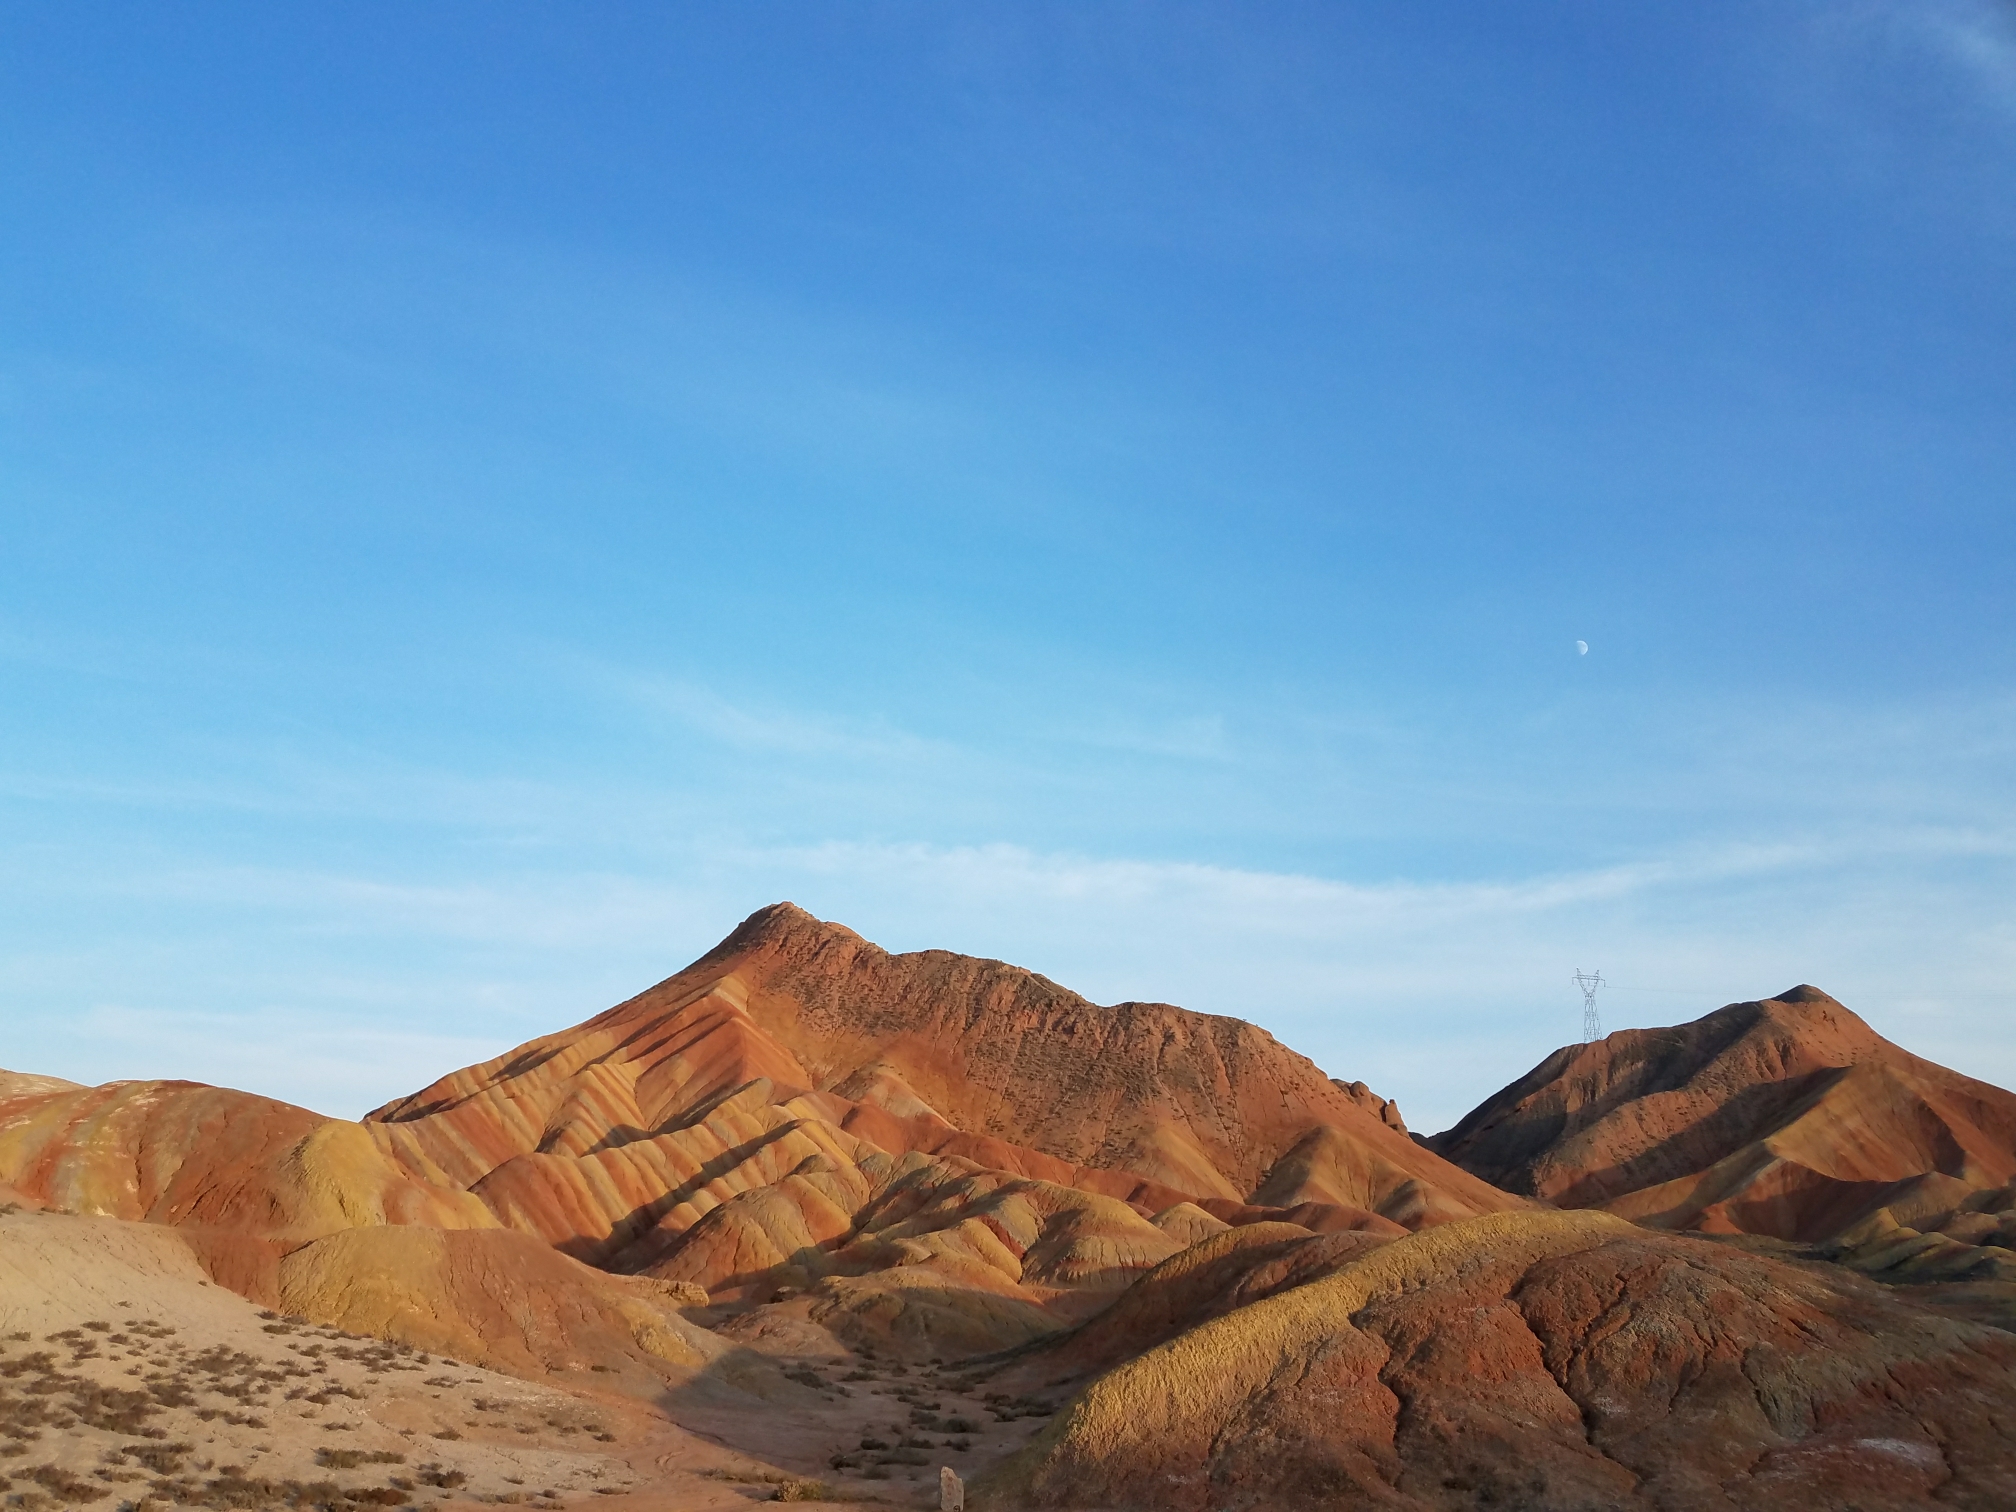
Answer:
top-left (363, 903), bottom-right (1520, 1325)
top-left (0, 1076), bottom-right (490, 1242)
top-left (1426, 985), bottom-right (2016, 1254)
top-left (977, 1210), bottom-right (2016, 1512)
top-left (1, 904), bottom-right (1522, 1360)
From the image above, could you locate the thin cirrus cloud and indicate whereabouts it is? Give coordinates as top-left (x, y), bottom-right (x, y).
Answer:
top-left (1898, 0), bottom-right (2016, 108)
top-left (5, 813), bottom-right (2011, 1131)
top-left (2, 6), bottom-right (2012, 1142)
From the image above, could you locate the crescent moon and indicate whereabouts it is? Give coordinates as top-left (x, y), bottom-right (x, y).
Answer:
top-left (1575, 640), bottom-right (1588, 655)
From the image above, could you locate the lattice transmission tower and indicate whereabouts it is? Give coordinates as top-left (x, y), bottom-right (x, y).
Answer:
top-left (1572, 968), bottom-right (1605, 1044)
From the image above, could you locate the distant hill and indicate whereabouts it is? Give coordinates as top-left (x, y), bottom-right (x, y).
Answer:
top-left (1426, 985), bottom-right (2016, 1271)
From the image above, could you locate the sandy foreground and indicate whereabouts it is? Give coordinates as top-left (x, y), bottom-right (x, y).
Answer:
top-left (0, 1206), bottom-right (1055, 1510)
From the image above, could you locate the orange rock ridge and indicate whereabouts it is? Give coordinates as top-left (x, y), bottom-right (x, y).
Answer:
top-left (361, 902), bottom-right (1521, 1304)
top-left (1427, 985), bottom-right (2016, 1263)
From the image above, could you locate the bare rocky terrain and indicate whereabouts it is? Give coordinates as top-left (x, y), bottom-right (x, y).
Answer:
top-left (5, 907), bottom-right (2015, 1510)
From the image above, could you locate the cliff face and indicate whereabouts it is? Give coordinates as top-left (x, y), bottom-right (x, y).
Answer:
top-left (1427, 986), bottom-right (2016, 1251)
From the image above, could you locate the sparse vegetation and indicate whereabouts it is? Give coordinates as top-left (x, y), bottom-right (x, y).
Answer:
top-left (23, 1463), bottom-right (108, 1501)
top-left (314, 1449), bottom-right (405, 1470)
top-left (126, 1442), bottom-right (197, 1475)
top-left (985, 1392), bottom-right (1054, 1420)
top-left (5, 1229), bottom-right (630, 1512)
top-left (148, 1471), bottom-right (415, 1508)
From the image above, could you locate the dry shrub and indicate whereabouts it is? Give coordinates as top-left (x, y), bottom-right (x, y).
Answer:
top-left (126, 1441), bottom-right (195, 1474)
top-left (24, 1463), bottom-right (108, 1501)
top-left (313, 1450), bottom-right (404, 1471)
top-left (171, 1473), bottom-right (413, 1509)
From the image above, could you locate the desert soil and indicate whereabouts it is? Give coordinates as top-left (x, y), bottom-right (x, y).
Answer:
top-left (0, 1206), bottom-right (1047, 1511)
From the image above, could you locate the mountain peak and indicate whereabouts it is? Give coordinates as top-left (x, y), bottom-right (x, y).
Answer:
top-left (1430, 986), bottom-right (2016, 1237)
top-left (684, 900), bottom-right (871, 971)
top-left (1771, 983), bottom-right (1839, 1007)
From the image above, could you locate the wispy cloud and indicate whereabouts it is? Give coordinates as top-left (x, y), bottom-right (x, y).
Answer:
top-left (768, 831), bottom-right (2016, 1129)
top-left (577, 665), bottom-right (950, 765)
top-left (42, 1006), bottom-right (510, 1120)
top-left (6, 640), bottom-right (2015, 1131)
top-left (8, 819), bottom-right (2010, 1130)
top-left (1903, 0), bottom-right (2016, 111)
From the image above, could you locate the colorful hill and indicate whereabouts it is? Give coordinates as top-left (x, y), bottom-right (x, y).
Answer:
top-left (1425, 986), bottom-right (2016, 1285)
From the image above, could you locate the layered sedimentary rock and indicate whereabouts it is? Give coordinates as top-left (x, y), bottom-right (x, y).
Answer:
top-left (1426, 986), bottom-right (2016, 1274)
top-left (979, 1211), bottom-right (2016, 1512)
top-left (1048, 1219), bottom-right (1396, 1377)
top-left (2, 903), bottom-right (1507, 1360)
top-left (372, 902), bottom-right (1509, 1217)
top-left (0, 1076), bottom-right (491, 1241)
top-left (9, 923), bottom-right (2016, 1509)
top-left (275, 1225), bottom-right (755, 1391)
top-left (356, 902), bottom-right (1518, 1335)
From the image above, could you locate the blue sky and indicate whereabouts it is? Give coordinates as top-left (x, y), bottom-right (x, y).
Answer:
top-left (4, 3), bottom-right (2013, 1133)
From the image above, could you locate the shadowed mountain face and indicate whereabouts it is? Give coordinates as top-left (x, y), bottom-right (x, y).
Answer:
top-left (1426, 986), bottom-right (2016, 1262)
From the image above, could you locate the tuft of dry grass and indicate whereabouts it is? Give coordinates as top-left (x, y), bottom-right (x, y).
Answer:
top-left (23, 1463), bottom-right (109, 1502)
top-left (313, 1448), bottom-right (405, 1470)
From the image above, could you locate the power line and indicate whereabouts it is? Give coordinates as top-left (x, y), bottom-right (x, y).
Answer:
top-left (1572, 968), bottom-right (1605, 1044)
top-left (1600, 984), bottom-right (1721, 996)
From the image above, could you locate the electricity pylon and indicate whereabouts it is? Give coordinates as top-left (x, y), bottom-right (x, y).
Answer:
top-left (1572, 968), bottom-right (1605, 1044)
